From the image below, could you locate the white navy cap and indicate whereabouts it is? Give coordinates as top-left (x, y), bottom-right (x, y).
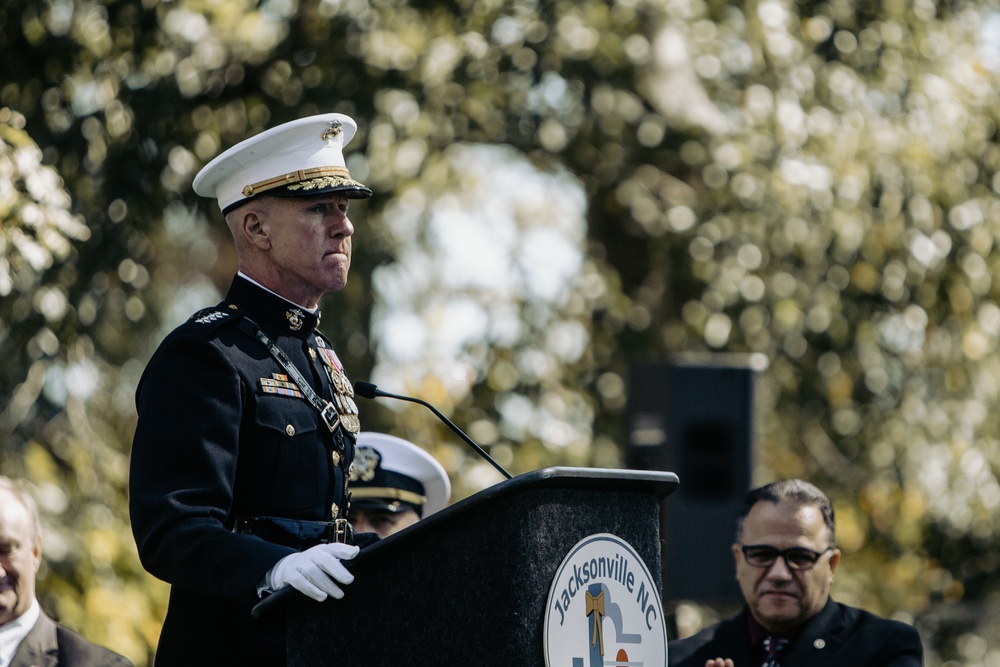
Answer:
top-left (192, 113), bottom-right (372, 214)
top-left (349, 432), bottom-right (451, 517)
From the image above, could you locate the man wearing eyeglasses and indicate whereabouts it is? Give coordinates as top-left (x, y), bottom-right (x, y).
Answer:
top-left (669, 479), bottom-right (923, 666)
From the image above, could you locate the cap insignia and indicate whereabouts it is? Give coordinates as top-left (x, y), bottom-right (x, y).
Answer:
top-left (286, 308), bottom-right (305, 331)
top-left (350, 446), bottom-right (381, 483)
top-left (322, 120), bottom-right (343, 141)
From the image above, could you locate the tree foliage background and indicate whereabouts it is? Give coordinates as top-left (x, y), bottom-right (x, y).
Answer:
top-left (2, 0), bottom-right (1000, 663)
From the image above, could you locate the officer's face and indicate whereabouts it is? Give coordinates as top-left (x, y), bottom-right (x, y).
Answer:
top-left (732, 500), bottom-right (839, 635)
top-left (253, 194), bottom-right (355, 308)
top-left (349, 507), bottom-right (420, 539)
top-left (0, 490), bottom-right (41, 627)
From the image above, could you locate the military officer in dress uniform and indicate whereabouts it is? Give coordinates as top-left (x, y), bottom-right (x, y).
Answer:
top-left (129, 113), bottom-right (371, 666)
top-left (347, 432), bottom-right (451, 538)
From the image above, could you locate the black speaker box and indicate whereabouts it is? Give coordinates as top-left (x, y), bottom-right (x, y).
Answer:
top-left (627, 357), bottom-right (757, 602)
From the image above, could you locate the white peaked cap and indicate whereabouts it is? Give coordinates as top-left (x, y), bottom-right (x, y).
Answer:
top-left (351, 432), bottom-right (451, 517)
top-left (193, 113), bottom-right (372, 213)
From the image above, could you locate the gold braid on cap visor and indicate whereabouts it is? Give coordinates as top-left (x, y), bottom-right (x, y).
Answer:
top-left (241, 166), bottom-right (367, 198)
top-left (349, 487), bottom-right (426, 507)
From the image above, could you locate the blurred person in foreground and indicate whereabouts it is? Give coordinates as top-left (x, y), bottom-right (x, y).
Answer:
top-left (669, 479), bottom-right (923, 667)
top-left (129, 113), bottom-right (374, 665)
top-left (347, 432), bottom-right (451, 538)
top-left (0, 476), bottom-right (132, 667)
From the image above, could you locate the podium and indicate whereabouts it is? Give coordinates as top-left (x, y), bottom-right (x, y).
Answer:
top-left (254, 467), bottom-right (679, 666)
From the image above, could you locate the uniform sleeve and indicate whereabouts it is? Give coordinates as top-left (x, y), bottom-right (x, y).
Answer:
top-left (129, 330), bottom-right (291, 602)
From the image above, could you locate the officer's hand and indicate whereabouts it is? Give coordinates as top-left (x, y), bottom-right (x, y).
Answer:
top-left (267, 543), bottom-right (360, 601)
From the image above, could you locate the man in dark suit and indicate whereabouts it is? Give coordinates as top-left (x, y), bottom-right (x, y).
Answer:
top-left (129, 113), bottom-right (374, 665)
top-left (0, 476), bottom-right (132, 666)
top-left (669, 479), bottom-right (923, 667)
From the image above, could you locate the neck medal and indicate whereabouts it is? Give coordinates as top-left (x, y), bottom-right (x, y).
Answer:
top-left (315, 344), bottom-right (360, 435)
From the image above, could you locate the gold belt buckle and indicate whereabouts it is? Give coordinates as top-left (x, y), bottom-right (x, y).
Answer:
top-left (333, 518), bottom-right (352, 544)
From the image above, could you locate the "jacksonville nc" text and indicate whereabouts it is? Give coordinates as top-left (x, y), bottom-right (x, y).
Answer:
top-left (552, 552), bottom-right (659, 630)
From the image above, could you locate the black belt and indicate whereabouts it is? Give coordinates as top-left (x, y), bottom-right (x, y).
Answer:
top-left (234, 515), bottom-right (354, 549)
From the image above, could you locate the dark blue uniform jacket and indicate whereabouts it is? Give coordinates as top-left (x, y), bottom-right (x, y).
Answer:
top-left (129, 276), bottom-right (356, 665)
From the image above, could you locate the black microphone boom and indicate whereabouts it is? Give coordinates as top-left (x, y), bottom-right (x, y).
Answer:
top-left (354, 381), bottom-right (513, 480)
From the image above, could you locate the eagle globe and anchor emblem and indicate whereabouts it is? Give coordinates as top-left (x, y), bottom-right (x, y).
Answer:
top-left (543, 533), bottom-right (668, 666)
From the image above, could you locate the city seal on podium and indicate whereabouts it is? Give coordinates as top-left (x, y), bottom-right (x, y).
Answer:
top-left (543, 533), bottom-right (668, 667)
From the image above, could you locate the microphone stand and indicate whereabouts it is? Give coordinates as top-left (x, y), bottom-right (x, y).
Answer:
top-left (354, 382), bottom-right (513, 480)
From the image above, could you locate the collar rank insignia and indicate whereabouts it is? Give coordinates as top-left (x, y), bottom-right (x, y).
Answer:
top-left (286, 308), bottom-right (305, 331)
top-left (260, 374), bottom-right (303, 398)
top-left (194, 310), bottom-right (228, 325)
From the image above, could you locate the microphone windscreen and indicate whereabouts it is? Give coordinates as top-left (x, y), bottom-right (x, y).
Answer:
top-left (354, 381), bottom-right (379, 399)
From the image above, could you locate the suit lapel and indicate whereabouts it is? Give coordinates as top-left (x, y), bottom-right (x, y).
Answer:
top-left (716, 609), bottom-right (754, 665)
top-left (11, 611), bottom-right (59, 667)
top-left (783, 599), bottom-right (844, 666)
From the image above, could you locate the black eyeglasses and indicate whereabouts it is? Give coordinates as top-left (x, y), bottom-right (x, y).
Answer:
top-left (740, 544), bottom-right (834, 571)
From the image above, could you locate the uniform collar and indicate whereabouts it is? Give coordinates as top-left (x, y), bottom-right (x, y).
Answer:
top-left (226, 274), bottom-right (320, 338)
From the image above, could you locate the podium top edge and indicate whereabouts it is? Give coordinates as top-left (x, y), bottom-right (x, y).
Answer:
top-left (398, 467), bottom-right (678, 525)
top-left (513, 466), bottom-right (679, 494)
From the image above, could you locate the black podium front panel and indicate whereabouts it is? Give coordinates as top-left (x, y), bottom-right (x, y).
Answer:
top-left (262, 468), bottom-right (678, 666)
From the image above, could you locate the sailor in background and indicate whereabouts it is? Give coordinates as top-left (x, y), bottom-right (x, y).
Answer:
top-left (348, 432), bottom-right (451, 538)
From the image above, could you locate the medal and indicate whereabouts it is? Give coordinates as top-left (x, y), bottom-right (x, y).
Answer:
top-left (342, 413), bottom-right (361, 434)
top-left (328, 367), bottom-right (346, 393)
top-left (314, 345), bottom-right (360, 435)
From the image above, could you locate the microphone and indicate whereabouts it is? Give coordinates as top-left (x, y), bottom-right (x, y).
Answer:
top-left (354, 381), bottom-right (513, 480)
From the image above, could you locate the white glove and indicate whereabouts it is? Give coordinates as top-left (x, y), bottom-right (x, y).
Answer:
top-left (265, 543), bottom-right (359, 601)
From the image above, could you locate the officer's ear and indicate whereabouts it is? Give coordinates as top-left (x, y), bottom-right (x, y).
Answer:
top-left (245, 211), bottom-right (271, 249)
top-left (230, 205), bottom-right (271, 251)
